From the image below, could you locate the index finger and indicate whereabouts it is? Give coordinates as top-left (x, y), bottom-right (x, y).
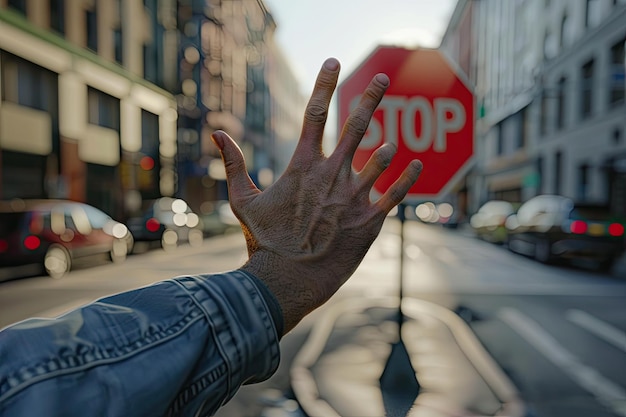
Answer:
top-left (295, 58), bottom-right (340, 159)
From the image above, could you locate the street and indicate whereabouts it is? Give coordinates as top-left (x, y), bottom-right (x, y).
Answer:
top-left (1, 220), bottom-right (625, 417)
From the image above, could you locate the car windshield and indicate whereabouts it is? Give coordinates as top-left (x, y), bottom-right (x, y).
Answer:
top-left (1, 2), bottom-right (625, 417)
top-left (80, 204), bottom-right (112, 228)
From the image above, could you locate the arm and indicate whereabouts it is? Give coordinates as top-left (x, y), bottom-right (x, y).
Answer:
top-left (0, 58), bottom-right (422, 417)
top-left (0, 271), bottom-right (281, 417)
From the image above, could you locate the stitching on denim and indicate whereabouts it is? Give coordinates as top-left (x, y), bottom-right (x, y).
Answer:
top-left (165, 362), bottom-right (228, 417)
top-left (0, 309), bottom-right (204, 403)
top-left (173, 274), bottom-right (242, 402)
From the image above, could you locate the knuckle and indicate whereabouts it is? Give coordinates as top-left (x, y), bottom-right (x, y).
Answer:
top-left (304, 101), bottom-right (328, 125)
top-left (363, 87), bottom-right (382, 104)
top-left (388, 186), bottom-right (406, 204)
top-left (344, 108), bottom-right (372, 136)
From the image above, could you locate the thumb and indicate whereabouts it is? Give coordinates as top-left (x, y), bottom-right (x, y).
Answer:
top-left (211, 130), bottom-right (259, 200)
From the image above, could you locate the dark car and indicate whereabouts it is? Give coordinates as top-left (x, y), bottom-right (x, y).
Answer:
top-left (0, 199), bottom-right (132, 279)
top-left (505, 195), bottom-right (625, 269)
top-left (126, 197), bottom-right (204, 250)
top-left (470, 200), bottom-right (517, 243)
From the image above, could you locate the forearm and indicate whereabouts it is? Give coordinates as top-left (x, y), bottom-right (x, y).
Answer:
top-left (0, 271), bottom-right (281, 417)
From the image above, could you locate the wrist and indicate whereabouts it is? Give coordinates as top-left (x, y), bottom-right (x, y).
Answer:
top-left (241, 250), bottom-right (321, 334)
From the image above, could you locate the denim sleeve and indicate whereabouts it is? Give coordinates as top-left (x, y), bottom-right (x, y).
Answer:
top-left (0, 270), bottom-right (281, 417)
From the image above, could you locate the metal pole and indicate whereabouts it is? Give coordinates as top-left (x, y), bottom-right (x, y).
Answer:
top-left (397, 202), bottom-right (406, 327)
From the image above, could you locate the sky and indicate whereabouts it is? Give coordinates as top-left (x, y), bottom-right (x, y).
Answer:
top-left (263, 0), bottom-right (458, 95)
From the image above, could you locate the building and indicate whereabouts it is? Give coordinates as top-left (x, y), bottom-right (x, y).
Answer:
top-left (441, 0), bottom-right (626, 217)
top-left (175, 0), bottom-right (304, 214)
top-left (0, 0), bottom-right (178, 220)
top-left (265, 28), bottom-right (306, 178)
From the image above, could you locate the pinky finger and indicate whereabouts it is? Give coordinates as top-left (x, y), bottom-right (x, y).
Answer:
top-left (375, 160), bottom-right (423, 214)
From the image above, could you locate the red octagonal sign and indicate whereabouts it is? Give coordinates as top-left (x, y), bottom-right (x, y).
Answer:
top-left (338, 46), bottom-right (474, 202)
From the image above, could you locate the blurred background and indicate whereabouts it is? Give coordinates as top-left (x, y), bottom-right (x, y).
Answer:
top-left (0, 0), bottom-right (623, 234)
top-left (0, 1), bottom-right (625, 417)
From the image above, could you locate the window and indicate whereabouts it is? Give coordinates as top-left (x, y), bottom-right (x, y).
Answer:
top-left (114, 0), bottom-right (123, 64)
top-left (585, 0), bottom-right (601, 28)
top-left (559, 14), bottom-right (568, 49)
top-left (1, 52), bottom-right (59, 114)
top-left (578, 164), bottom-right (589, 200)
top-left (537, 156), bottom-right (544, 194)
top-left (554, 151), bottom-right (563, 195)
top-left (49, 0), bottom-right (65, 35)
top-left (86, 8), bottom-right (98, 52)
top-left (87, 87), bottom-right (120, 131)
top-left (556, 77), bottom-right (567, 129)
top-left (581, 59), bottom-right (595, 119)
top-left (520, 106), bottom-right (529, 149)
top-left (609, 37), bottom-right (625, 107)
top-left (540, 90), bottom-right (549, 135)
top-left (143, 0), bottom-right (161, 86)
top-left (7, 0), bottom-right (26, 15)
top-left (139, 110), bottom-right (161, 199)
top-left (114, 29), bottom-right (123, 64)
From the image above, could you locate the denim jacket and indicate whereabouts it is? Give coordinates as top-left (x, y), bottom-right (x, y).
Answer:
top-left (0, 270), bottom-right (283, 417)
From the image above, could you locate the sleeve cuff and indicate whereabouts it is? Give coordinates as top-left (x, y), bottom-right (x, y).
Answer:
top-left (238, 269), bottom-right (285, 339)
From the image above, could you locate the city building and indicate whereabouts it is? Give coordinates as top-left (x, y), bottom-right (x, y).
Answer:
top-left (175, 0), bottom-right (304, 215)
top-left (442, 0), bottom-right (626, 218)
top-left (0, 0), bottom-right (178, 220)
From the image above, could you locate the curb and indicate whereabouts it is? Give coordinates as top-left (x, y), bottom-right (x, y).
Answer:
top-left (290, 297), bottom-right (526, 417)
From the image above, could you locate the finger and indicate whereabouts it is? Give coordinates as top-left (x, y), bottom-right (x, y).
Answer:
top-left (357, 143), bottom-right (396, 189)
top-left (375, 160), bottom-right (423, 213)
top-left (333, 73), bottom-right (389, 163)
top-left (295, 58), bottom-right (340, 159)
top-left (211, 130), bottom-right (260, 201)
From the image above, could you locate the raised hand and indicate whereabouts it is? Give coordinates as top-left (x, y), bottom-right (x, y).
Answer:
top-left (211, 57), bottom-right (423, 333)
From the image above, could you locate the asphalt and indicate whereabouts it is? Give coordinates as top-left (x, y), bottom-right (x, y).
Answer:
top-left (290, 296), bottom-right (527, 417)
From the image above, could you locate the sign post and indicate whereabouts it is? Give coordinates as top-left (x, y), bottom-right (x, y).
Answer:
top-left (337, 47), bottom-right (475, 394)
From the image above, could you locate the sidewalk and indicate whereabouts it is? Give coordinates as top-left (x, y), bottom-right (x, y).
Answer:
top-left (290, 297), bottom-right (526, 417)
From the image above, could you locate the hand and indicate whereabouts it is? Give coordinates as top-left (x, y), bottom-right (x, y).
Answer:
top-left (211, 58), bottom-right (423, 333)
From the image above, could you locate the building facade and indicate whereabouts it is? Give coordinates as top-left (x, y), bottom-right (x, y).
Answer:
top-left (0, 0), bottom-right (178, 220)
top-left (175, 0), bottom-right (304, 215)
top-left (442, 0), bottom-right (626, 218)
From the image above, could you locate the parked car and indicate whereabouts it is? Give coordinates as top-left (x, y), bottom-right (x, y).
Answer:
top-left (126, 197), bottom-right (204, 250)
top-left (0, 199), bottom-right (132, 279)
top-left (505, 195), bottom-right (625, 269)
top-left (470, 200), bottom-right (516, 243)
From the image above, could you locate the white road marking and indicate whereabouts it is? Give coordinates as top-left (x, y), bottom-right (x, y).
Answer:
top-left (566, 309), bottom-right (626, 353)
top-left (499, 308), bottom-right (626, 417)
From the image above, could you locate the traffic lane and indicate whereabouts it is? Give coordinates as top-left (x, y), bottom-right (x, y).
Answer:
top-left (0, 232), bottom-right (249, 329)
top-left (458, 294), bottom-right (626, 417)
top-left (400, 222), bottom-right (626, 417)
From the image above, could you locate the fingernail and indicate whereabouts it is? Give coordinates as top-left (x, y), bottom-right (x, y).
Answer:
top-left (375, 73), bottom-right (389, 86)
top-left (324, 58), bottom-right (339, 71)
top-left (211, 131), bottom-right (224, 150)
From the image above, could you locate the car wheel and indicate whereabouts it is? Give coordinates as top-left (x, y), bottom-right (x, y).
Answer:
top-left (110, 238), bottom-right (128, 263)
top-left (44, 245), bottom-right (71, 279)
top-left (188, 229), bottom-right (204, 247)
top-left (162, 229), bottom-right (178, 251)
top-left (534, 238), bottom-right (552, 264)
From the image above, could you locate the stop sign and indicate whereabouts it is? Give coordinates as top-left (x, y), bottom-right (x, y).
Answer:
top-left (338, 46), bottom-right (474, 202)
